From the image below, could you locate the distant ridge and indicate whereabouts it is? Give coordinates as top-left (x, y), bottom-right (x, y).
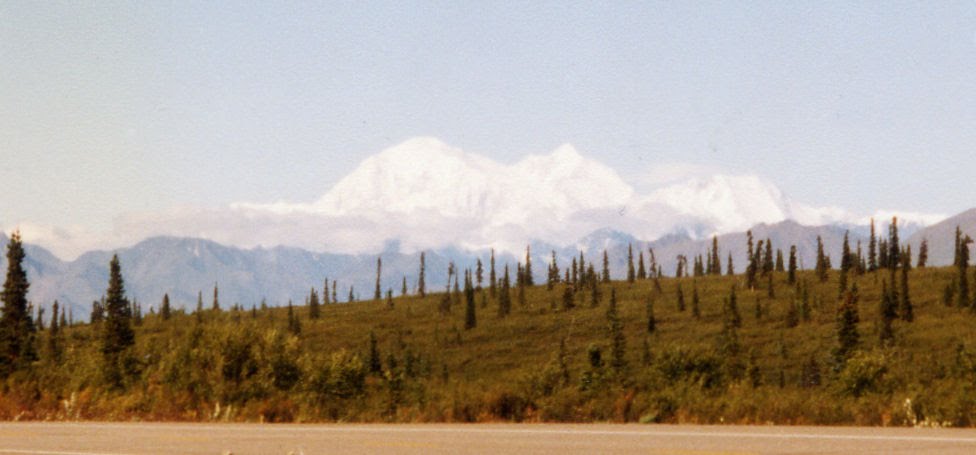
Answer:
top-left (3, 207), bottom-right (973, 320)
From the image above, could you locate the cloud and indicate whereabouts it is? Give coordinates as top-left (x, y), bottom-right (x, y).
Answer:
top-left (6, 139), bottom-right (951, 261)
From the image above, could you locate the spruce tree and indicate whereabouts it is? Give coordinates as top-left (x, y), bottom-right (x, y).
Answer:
top-left (47, 300), bottom-right (63, 363)
top-left (287, 301), bottom-right (301, 335)
top-left (840, 231), bottom-right (852, 275)
top-left (386, 289), bottom-right (394, 309)
top-left (958, 235), bottom-right (971, 308)
top-left (727, 252), bottom-right (735, 276)
top-left (815, 236), bottom-right (828, 283)
top-left (418, 252), bottom-right (426, 298)
top-left (195, 291), bottom-right (203, 323)
top-left (711, 236), bottom-right (721, 275)
top-left (833, 285), bottom-right (860, 367)
top-left (500, 265), bottom-right (513, 317)
top-left (900, 255), bottom-right (913, 322)
top-left (476, 258), bottom-right (484, 291)
top-left (524, 246), bottom-right (534, 286)
top-left (212, 283), bottom-right (220, 312)
top-left (464, 271), bottom-right (476, 329)
top-left (746, 230), bottom-right (757, 289)
top-left (637, 251), bottom-right (646, 280)
top-left (787, 245), bottom-right (798, 284)
top-left (606, 288), bottom-right (626, 373)
top-left (374, 257), bottom-right (382, 301)
top-left (101, 255), bottom-right (134, 388)
top-left (489, 249), bottom-right (497, 298)
top-left (348, 286), bottom-right (355, 303)
top-left (0, 231), bottom-right (37, 379)
top-left (626, 244), bottom-right (636, 283)
top-left (775, 249), bottom-right (784, 272)
top-left (402, 276), bottom-right (408, 296)
top-left (725, 285), bottom-right (741, 329)
top-left (308, 287), bottom-right (321, 319)
top-left (602, 250), bottom-right (610, 283)
top-left (160, 293), bottom-right (171, 321)
top-left (868, 218), bottom-right (878, 272)
top-left (888, 217), bottom-right (900, 271)
top-left (762, 238), bottom-right (774, 276)
top-left (879, 281), bottom-right (897, 346)
top-left (562, 284), bottom-right (575, 311)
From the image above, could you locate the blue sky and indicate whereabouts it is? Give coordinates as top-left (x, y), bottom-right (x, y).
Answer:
top-left (1, 1), bottom-right (975, 257)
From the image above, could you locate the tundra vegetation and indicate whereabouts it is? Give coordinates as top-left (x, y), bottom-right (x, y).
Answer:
top-left (1, 219), bottom-right (975, 426)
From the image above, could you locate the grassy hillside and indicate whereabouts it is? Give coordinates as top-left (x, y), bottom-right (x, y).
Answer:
top-left (5, 265), bottom-right (976, 426)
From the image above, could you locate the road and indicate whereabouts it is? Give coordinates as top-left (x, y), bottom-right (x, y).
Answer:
top-left (2, 422), bottom-right (976, 454)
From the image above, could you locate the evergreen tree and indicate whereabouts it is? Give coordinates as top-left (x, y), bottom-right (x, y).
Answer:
top-left (606, 288), bottom-right (626, 372)
top-left (332, 280), bottom-right (337, 304)
top-left (868, 218), bottom-right (878, 272)
top-left (833, 285), bottom-right (860, 367)
top-left (710, 236), bottom-right (721, 275)
top-left (308, 287), bottom-right (321, 319)
top-left (547, 251), bottom-right (559, 290)
top-left (464, 270), bottom-right (476, 330)
top-left (602, 250), bottom-right (611, 283)
top-left (386, 289), bottom-right (394, 310)
top-left (402, 276), bottom-right (408, 296)
top-left (648, 248), bottom-right (658, 279)
top-left (900, 255), bottom-right (913, 322)
top-left (418, 252), bottom-right (426, 298)
top-left (498, 265), bottom-right (512, 317)
top-left (727, 252), bottom-right (735, 276)
top-left (476, 258), bottom-right (484, 291)
top-left (195, 291), bottom-right (203, 323)
top-left (746, 230), bottom-right (757, 289)
top-left (374, 257), bottom-right (382, 301)
top-left (958, 234), bottom-right (971, 308)
top-left (762, 238), bottom-right (774, 276)
top-left (287, 301), bottom-right (301, 335)
top-left (212, 283), bottom-right (220, 312)
top-left (348, 286), bottom-right (355, 303)
top-left (101, 255), bottom-right (134, 388)
top-left (160, 293), bottom-right (171, 321)
top-left (489, 249), bottom-right (497, 298)
top-left (590, 280), bottom-right (601, 307)
top-left (788, 245), bottom-right (798, 284)
top-left (840, 231), bottom-right (852, 275)
top-left (888, 216), bottom-right (900, 271)
top-left (524, 246), bottom-right (534, 286)
top-left (47, 300), bottom-right (63, 363)
top-left (626, 244), bottom-right (636, 283)
top-left (879, 281), bottom-right (897, 346)
top-left (724, 285), bottom-right (741, 329)
top-left (562, 284), bottom-right (575, 311)
top-left (775, 249), bottom-right (784, 272)
top-left (637, 251), bottom-right (646, 280)
top-left (815, 236), bottom-right (828, 283)
top-left (879, 239), bottom-right (889, 269)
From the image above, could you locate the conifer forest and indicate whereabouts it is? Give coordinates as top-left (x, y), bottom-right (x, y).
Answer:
top-left (2, 219), bottom-right (976, 426)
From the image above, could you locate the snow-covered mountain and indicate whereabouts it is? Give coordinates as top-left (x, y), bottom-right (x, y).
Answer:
top-left (231, 137), bottom-right (888, 257)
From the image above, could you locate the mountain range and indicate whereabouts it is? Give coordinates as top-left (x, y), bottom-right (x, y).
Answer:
top-left (3, 207), bottom-right (974, 321)
top-left (4, 137), bottom-right (971, 318)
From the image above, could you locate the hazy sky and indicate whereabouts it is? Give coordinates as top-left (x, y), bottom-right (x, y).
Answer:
top-left (2, 2), bottom-right (975, 256)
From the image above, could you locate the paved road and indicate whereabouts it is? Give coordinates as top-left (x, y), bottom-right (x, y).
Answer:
top-left (2, 422), bottom-right (976, 454)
